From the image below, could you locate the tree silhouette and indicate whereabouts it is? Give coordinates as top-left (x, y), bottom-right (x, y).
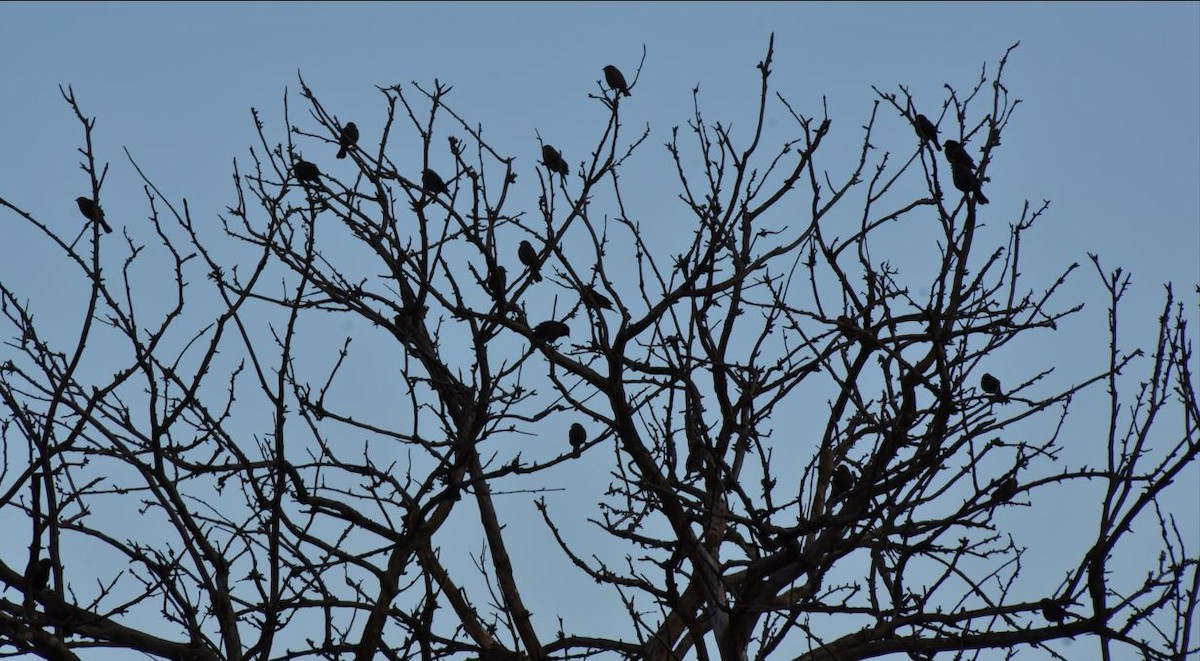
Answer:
top-left (0, 41), bottom-right (1196, 661)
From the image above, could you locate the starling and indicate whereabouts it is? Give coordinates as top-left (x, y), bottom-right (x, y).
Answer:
top-left (569, 422), bottom-right (586, 450)
top-left (541, 144), bottom-right (569, 177)
top-left (422, 168), bottom-right (449, 196)
top-left (1039, 598), bottom-right (1067, 623)
top-left (580, 284), bottom-right (613, 311)
top-left (75, 196), bottom-right (113, 233)
top-left (943, 140), bottom-right (976, 170)
top-left (948, 159), bottom-right (990, 205)
top-left (28, 558), bottom-right (52, 592)
top-left (486, 265), bottom-right (507, 299)
top-left (517, 240), bottom-right (542, 283)
top-left (981, 373), bottom-right (1002, 396)
top-left (603, 65), bottom-right (631, 97)
top-left (914, 113), bottom-right (942, 151)
top-left (336, 121), bottom-right (359, 159)
top-left (532, 320), bottom-right (570, 344)
top-left (831, 465), bottom-right (855, 498)
top-left (993, 476), bottom-right (1019, 503)
top-left (293, 159), bottom-right (321, 183)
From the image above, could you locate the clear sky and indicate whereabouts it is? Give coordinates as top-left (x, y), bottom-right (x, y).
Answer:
top-left (1, 2), bottom-right (1197, 659)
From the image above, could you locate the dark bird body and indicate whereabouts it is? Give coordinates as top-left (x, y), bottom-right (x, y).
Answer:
top-left (1040, 598), bottom-right (1067, 623)
top-left (993, 477), bottom-right (1019, 503)
top-left (532, 320), bottom-right (570, 344)
top-left (293, 160), bottom-right (321, 183)
top-left (603, 65), bottom-right (631, 97)
top-left (75, 197), bottom-right (113, 233)
top-left (569, 422), bottom-right (586, 450)
top-left (831, 465), bottom-right (855, 498)
top-left (541, 144), bottom-right (569, 177)
top-left (337, 122), bottom-right (359, 159)
top-left (943, 140), bottom-right (989, 204)
top-left (914, 113), bottom-right (941, 151)
top-left (580, 284), bottom-right (613, 311)
top-left (28, 558), bottom-right (51, 592)
top-left (981, 373), bottom-right (1002, 396)
top-left (422, 168), bottom-right (449, 196)
top-left (517, 240), bottom-right (542, 282)
top-left (486, 266), bottom-right (507, 299)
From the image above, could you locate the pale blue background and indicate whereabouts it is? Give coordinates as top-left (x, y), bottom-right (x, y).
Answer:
top-left (1, 3), bottom-right (1197, 659)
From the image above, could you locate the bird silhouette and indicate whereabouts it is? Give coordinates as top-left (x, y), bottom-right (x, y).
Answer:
top-left (336, 122), bottom-right (359, 159)
top-left (831, 465), bottom-right (855, 498)
top-left (27, 558), bottom-right (52, 592)
top-left (569, 422), bottom-right (586, 451)
top-left (541, 144), bottom-right (569, 178)
top-left (75, 197), bottom-right (113, 233)
top-left (603, 65), bottom-right (631, 97)
top-left (993, 476), bottom-right (1019, 503)
top-left (1039, 598), bottom-right (1067, 623)
top-left (943, 141), bottom-right (989, 204)
top-left (293, 159), bottom-right (321, 183)
top-left (532, 320), bottom-right (570, 344)
top-left (981, 373), bottom-right (1003, 397)
top-left (517, 240), bottom-right (542, 282)
top-left (422, 168), bottom-right (449, 196)
top-left (914, 113), bottom-right (942, 151)
top-left (486, 265), bottom-right (507, 299)
top-left (580, 284), bottom-right (613, 311)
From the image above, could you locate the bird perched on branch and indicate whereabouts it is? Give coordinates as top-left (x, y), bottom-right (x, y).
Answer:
top-left (336, 122), bottom-right (359, 159)
top-left (517, 241), bottom-right (542, 282)
top-left (75, 197), bottom-right (113, 233)
top-left (569, 422), bottom-right (586, 451)
top-left (1039, 598), bottom-right (1067, 623)
top-left (603, 65), bottom-right (631, 97)
top-left (422, 168), bottom-right (449, 196)
top-left (831, 465), bottom-right (855, 499)
top-left (541, 144), bottom-right (569, 178)
top-left (993, 476), bottom-right (1019, 504)
top-left (27, 558), bottom-right (52, 592)
top-left (293, 159), bottom-right (321, 184)
top-left (486, 266), bottom-right (507, 299)
top-left (913, 113), bottom-right (941, 151)
top-left (580, 284), bottom-right (613, 311)
top-left (980, 372), bottom-right (1007, 401)
top-left (943, 140), bottom-right (989, 205)
top-left (532, 320), bottom-right (570, 344)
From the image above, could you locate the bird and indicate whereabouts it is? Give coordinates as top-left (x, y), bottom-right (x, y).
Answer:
top-left (603, 65), bottom-right (631, 97)
top-left (981, 373), bottom-right (1003, 397)
top-left (541, 144), bottom-right (569, 178)
top-left (993, 476), bottom-right (1019, 503)
top-left (422, 168), bottom-right (449, 196)
top-left (943, 141), bottom-right (989, 205)
top-left (293, 159), bottom-right (321, 183)
top-left (486, 265), bottom-right (507, 299)
top-left (1039, 598), bottom-right (1067, 623)
top-left (75, 196), bottom-right (113, 233)
top-left (913, 113), bottom-right (942, 151)
top-left (517, 240), bottom-right (542, 282)
top-left (532, 320), bottom-right (570, 344)
top-left (569, 422), bottom-right (586, 451)
top-left (580, 284), bottom-right (613, 311)
top-left (27, 558), bottom-right (52, 592)
top-left (336, 122), bottom-right (359, 159)
top-left (831, 465), bottom-right (855, 498)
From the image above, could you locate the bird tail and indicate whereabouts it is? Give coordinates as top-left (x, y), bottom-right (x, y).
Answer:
top-left (337, 146), bottom-right (348, 159)
top-left (975, 189), bottom-right (990, 205)
top-left (933, 140), bottom-right (942, 151)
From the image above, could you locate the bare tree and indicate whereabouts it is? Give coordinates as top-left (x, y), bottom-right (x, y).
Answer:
top-left (1, 37), bottom-right (1196, 661)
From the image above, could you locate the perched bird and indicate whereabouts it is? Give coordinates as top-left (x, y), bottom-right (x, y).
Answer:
top-left (603, 65), bottom-right (631, 97)
top-left (75, 196), bottom-right (113, 233)
top-left (569, 422), bottom-right (586, 451)
top-left (580, 284), bottom-right (613, 311)
top-left (981, 373), bottom-right (1003, 397)
top-left (336, 122), bottom-right (359, 159)
top-left (1039, 598), bottom-right (1067, 623)
top-left (532, 320), bottom-right (570, 344)
top-left (831, 465), bottom-right (855, 498)
top-left (913, 113), bottom-right (942, 151)
top-left (27, 558), bottom-right (52, 592)
top-left (993, 476), bottom-right (1019, 503)
top-left (486, 265), bottom-right (507, 299)
top-left (943, 141), bottom-right (989, 205)
top-left (422, 168), bottom-right (449, 196)
top-left (517, 240), bottom-right (542, 282)
top-left (293, 159), bottom-right (321, 183)
top-left (541, 144), bottom-right (569, 177)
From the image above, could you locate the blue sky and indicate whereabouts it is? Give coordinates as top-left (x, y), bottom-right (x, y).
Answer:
top-left (1, 2), bottom-right (1197, 659)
